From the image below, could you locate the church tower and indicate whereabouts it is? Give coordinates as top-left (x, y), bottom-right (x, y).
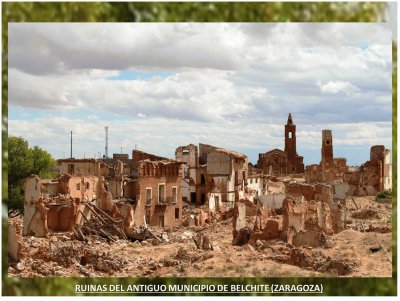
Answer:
top-left (321, 129), bottom-right (334, 167)
top-left (284, 113), bottom-right (297, 162)
top-left (321, 129), bottom-right (334, 183)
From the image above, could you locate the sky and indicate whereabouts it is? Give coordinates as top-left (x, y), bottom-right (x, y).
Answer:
top-left (8, 23), bottom-right (392, 166)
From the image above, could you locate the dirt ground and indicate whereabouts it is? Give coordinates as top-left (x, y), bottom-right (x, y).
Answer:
top-left (8, 197), bottom-right (392, 278)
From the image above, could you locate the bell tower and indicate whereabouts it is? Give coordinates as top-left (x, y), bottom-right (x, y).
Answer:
top-left (321, 129), bottom-right (334, 167)
top-left (284, 113), bottom-right (296, 162)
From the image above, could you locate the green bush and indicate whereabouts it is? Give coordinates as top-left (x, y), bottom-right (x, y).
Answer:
top-left (376, 190), bottom-right (392, 200)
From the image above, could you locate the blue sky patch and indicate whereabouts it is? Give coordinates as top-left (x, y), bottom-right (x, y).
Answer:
top-left (107, 69), bottom-right (175, 81)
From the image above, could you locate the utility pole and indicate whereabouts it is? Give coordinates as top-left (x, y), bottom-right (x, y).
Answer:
top-left (105, 126), bottom-right (109, 159)
top-left (70, 131), bottom-right (73, 158)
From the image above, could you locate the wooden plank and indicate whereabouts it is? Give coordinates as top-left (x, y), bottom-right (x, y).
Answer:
top-left (113, 224), bottom-right (128, 240)
top-left (72, 227), bottom-right (82, 240)
top-left (82, 225), bottom-right (99, 235)
top-left (78, 227), bottom-right (87, 241)
top-left (85, 203), bottom-right (109, 226)
top-left (351, 198), bottom-right (359, 209)
top-left (99, 228), bottom-right (116, 242)
top-left (146, 228), bottom-right (162, 242)
top-left (91, 204), bottom-right (119, 224)
top-left (78, 209), bottom-right (90, 224)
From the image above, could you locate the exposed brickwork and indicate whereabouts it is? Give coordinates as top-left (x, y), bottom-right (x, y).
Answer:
top-left (137, 160), bottom-right (182, 229)
top-left (257, 113), bottom-right (304, 175)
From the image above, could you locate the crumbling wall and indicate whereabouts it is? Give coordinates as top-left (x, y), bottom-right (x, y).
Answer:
top-left (207, 151), bottom-right (231, 175)
top-left (58, 159), bottom-right (106, 177)
top-left (24, 174), bottom-right (100, 237)
top-left (305, 164), bottom-right (321, 183)
top-left (136, 160), bottom-right (182, 229)
top-left (175, 144), bottom-right (198, 170)
top-left (23, 175), bottom-right (42, 235)
top-left (199, 143), bottom-right (218, 165)
top-left (257, 149), bottom-right (288, 176)
top-left (232, 202), bottom-right (251, 245)
top-left (113, 153), bottom-right (129, 160)
top-left (282, 197), bottom-right (307, 232)
top-left (305, 130), bottom-right (348, 185)
top-left (333, 158), bottom-right (349, 178)
top-left (132, 150), bottom-right (167, 165)
top-left (8, 220), bottom-right (25, 260)
top-left (333, 182), bottom-right (350, 200)
top-left (340, 145), bottom-right (391, 197)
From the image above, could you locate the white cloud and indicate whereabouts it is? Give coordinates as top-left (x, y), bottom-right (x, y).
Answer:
top-left (316, 80), bottom-right (361, 96)
top-left (8, 23), bottom-right (392, 165)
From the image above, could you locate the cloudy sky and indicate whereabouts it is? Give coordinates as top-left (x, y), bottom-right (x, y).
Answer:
top-left (8, 23), bottom-right (392, 166)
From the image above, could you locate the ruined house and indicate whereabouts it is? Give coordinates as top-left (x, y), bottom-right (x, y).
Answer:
top-left (305, 134), bottom-right (391, 196)
top-left (305, 130), bottom-right (349, 184)
top-left (23, 174), bottom-right (100, 237)
top-left (342, 145), bottom-right (392, 196)
top-left (257, 113), bottom-right (304, 176)
top-left (246, 167), bottom-right (267, 197)
top-left (284, 182), bottom-right (346, 234)
top-left (175, 144), bottom-right (207, 206)
top-left (200, 143), bottom-right (248, 212)
top-left (58, 158), bottom-right (109, 177)
top-left (175, 143), bottom-right (249, 212)
top-left (135, 159), bottom-right (183, 228)
top-left (25, 148), bottom-right (184, 237)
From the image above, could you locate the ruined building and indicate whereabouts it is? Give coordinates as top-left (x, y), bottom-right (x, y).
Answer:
top-left (305, 130), bottom-right (349, 184)
top-left (137, 160), bottom-right (182, 228)
top-left (305, 131), bottom-right (391, 196)
top-left (257, 113), bottom-right (304, 176)
top-left (200, 143), bottom-right (248, 212)
top-left (342, 145), bottom-right (392, 196)
top-left (23, 174), bottom-right (101, 237)
top-left (175, 143), bottom-right (248, 212)
top-left (246, 166), bottom-right (267, 197)
top-left (24, 150), bottom-right (183, 237)
top-left (175, 144), bottom-right (207, 206)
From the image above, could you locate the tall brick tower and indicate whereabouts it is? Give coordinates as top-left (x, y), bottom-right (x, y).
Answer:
top-left (321, 129), bottom-right (333, 165)
top-left (321, 129), bottom-right (334, 182)
top-left (285, 113), bottom-right (297, 171)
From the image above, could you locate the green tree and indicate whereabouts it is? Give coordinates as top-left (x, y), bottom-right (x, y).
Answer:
top-left (8, 136), bottom-right (33, 186)
top-left (31, 145), bottom-right (56, 179)
top-left (8, 136), bottom-right (56, 211)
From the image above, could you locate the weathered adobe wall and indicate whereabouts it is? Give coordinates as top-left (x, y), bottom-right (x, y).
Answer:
top-left (207, 151), bottom-right (231, 175)
top-left (24, 175), bottom-right (100, 236)
top-left (8, 220), bottom-right (25, 260)
top-left (285, 182), bottom-right (324, 201)
top-left (282, 197), bottom-right (307, 232)
top-left (199, 143), bottom-right (218, 165)
top-left (136, 163), bottom-right (182, 229)
top-left (23, 176), bottom-right (44, 236)
top-left (132, 150), bottom-right (167, 165)
top-left (305, 164), bottom-right (321, 183)
top-left (59, 161), bottom-right (108, 177)
top-left (175, 144), bottom-right (198, 168)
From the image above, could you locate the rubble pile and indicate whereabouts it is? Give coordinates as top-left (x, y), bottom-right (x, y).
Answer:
top-left (268, 246), bottom-right (358, 276)
top-left (73, 203), bottom-right (127, 242)
top-left (351, 208), bottom-right (381, 220)
top-left (80, 248), bottom-right (128, 273)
